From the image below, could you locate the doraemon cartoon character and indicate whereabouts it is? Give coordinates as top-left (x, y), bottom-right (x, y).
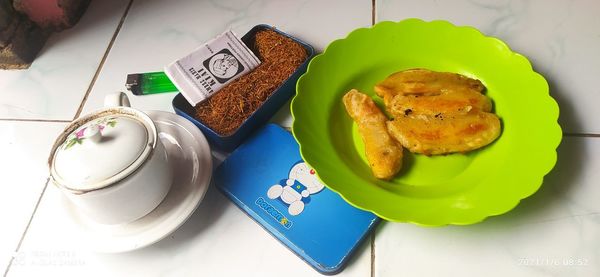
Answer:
top-left (266, 162), bottom-right (325, 216)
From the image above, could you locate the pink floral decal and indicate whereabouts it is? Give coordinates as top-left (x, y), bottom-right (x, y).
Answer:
top-left (63, 117), bottom-right (117, 149)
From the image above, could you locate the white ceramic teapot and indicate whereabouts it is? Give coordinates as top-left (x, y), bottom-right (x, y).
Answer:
top-left (48, 92), bottom-right (172, 225)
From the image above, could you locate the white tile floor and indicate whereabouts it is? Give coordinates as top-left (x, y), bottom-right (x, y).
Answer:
top-left (78, 0), bottom-right (372, 128)
top-left (1, 0), bottom-right (599, 276)
top-left (9, 185), bottom-right (372, 277)
top-left (376, 0), bottom-right (600, 134)
top-left (374, 137), bottom-right (600, 277)
top-left (0, 122), bottom-right (66, 273)
top-left (0, 0), bottom-right (130, 120)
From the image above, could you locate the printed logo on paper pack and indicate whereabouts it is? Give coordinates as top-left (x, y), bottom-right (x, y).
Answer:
top-left (203, 48), bottom-right (245, 83)
top-left (265, 162), bottom-right (325, 216)
top-left (165, 30), bottom-right (260, 105)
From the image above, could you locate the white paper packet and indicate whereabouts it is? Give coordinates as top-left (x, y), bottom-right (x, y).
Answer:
top-left (164, 30), bottom-right (261, 106)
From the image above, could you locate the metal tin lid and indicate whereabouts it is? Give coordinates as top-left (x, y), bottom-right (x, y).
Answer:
top-left (49, 108), bottom-right (156, 193)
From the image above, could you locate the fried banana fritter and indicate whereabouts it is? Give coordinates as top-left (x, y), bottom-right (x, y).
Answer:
top-left (388, 87), bottom-right (492, 117)
top-left (371, 68), bottom-right (501, 156)
top-left (374, 68), bottom-right (485, 105)
top-left (342, 69), bottom-right (501, 180)
top-left (387, 111), bottom-right (501, 155)
top-left (343, 89), bottom-right (403, 180)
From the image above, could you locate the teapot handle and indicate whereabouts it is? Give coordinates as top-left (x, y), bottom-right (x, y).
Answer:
top-left (104, 92), bottom-right (131, 108)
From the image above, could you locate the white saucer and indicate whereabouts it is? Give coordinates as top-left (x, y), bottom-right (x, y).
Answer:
top-left (60, 110), bottom-right (212, 253)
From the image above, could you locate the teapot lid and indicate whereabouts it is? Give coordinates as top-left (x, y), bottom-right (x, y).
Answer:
top-left (49, 108), bottom-right (157, 193)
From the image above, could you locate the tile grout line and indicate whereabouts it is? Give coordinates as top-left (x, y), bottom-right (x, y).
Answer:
top-left (371, 232), bottom-right (376, 277)
top-left (371, 0), bottom-right (376, 25)
top-left (3, 179), bottom-right (50, 277)
top-left (564, 133), bottom-right (600, 138)
top-left (0, 118), bottom-right (71, 123)
top-left (72, 0), bottom-right (134, 120)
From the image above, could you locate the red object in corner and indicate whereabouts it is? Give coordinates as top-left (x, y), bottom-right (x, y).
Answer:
top-left (13, 0), bottom-right (91, 31)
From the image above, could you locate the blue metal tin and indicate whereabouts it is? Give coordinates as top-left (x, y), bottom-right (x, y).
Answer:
top-left (172, 24), bottom-right (315, 152)
top-left (214, 124), bottom-right (380, 274)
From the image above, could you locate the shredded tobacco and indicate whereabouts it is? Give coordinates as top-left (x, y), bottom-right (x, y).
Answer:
top-left (194, 29), bottom-right (308, 136)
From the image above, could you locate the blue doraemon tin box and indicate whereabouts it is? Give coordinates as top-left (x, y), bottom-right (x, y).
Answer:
top-left (213, 124), bottom-right (379, 274)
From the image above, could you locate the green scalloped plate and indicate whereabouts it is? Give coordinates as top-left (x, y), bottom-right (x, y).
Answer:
top-left (291, 19), bottom-right (562, 226)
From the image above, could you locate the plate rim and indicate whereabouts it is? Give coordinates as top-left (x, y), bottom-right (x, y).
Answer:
top-left (60, 110), bottom-right (213, 252)
top-left (291, 18), bottom-right (562, 226)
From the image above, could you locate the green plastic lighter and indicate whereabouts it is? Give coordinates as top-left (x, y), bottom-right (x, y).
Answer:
top-left (125, 72), bottom-right (178, 95)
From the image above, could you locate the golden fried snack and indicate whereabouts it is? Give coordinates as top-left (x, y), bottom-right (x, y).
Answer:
top-left (388, 87), bottom-right (492, 117)
top-left (374, 68), bottom-right (485, 105)
top-left (343, 89), bottom-right (403, 180)
top-left (387, 111), bottom-right (501, 155)
top-left (373, 68), bottom-right (500, 156)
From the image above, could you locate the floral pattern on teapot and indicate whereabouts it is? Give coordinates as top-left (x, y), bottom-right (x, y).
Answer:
top-left (63, 117), bottom-right (118, 149)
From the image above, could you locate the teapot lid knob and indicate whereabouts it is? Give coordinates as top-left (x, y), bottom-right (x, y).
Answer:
top-left (84, 125), bottom-right (102, 143)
